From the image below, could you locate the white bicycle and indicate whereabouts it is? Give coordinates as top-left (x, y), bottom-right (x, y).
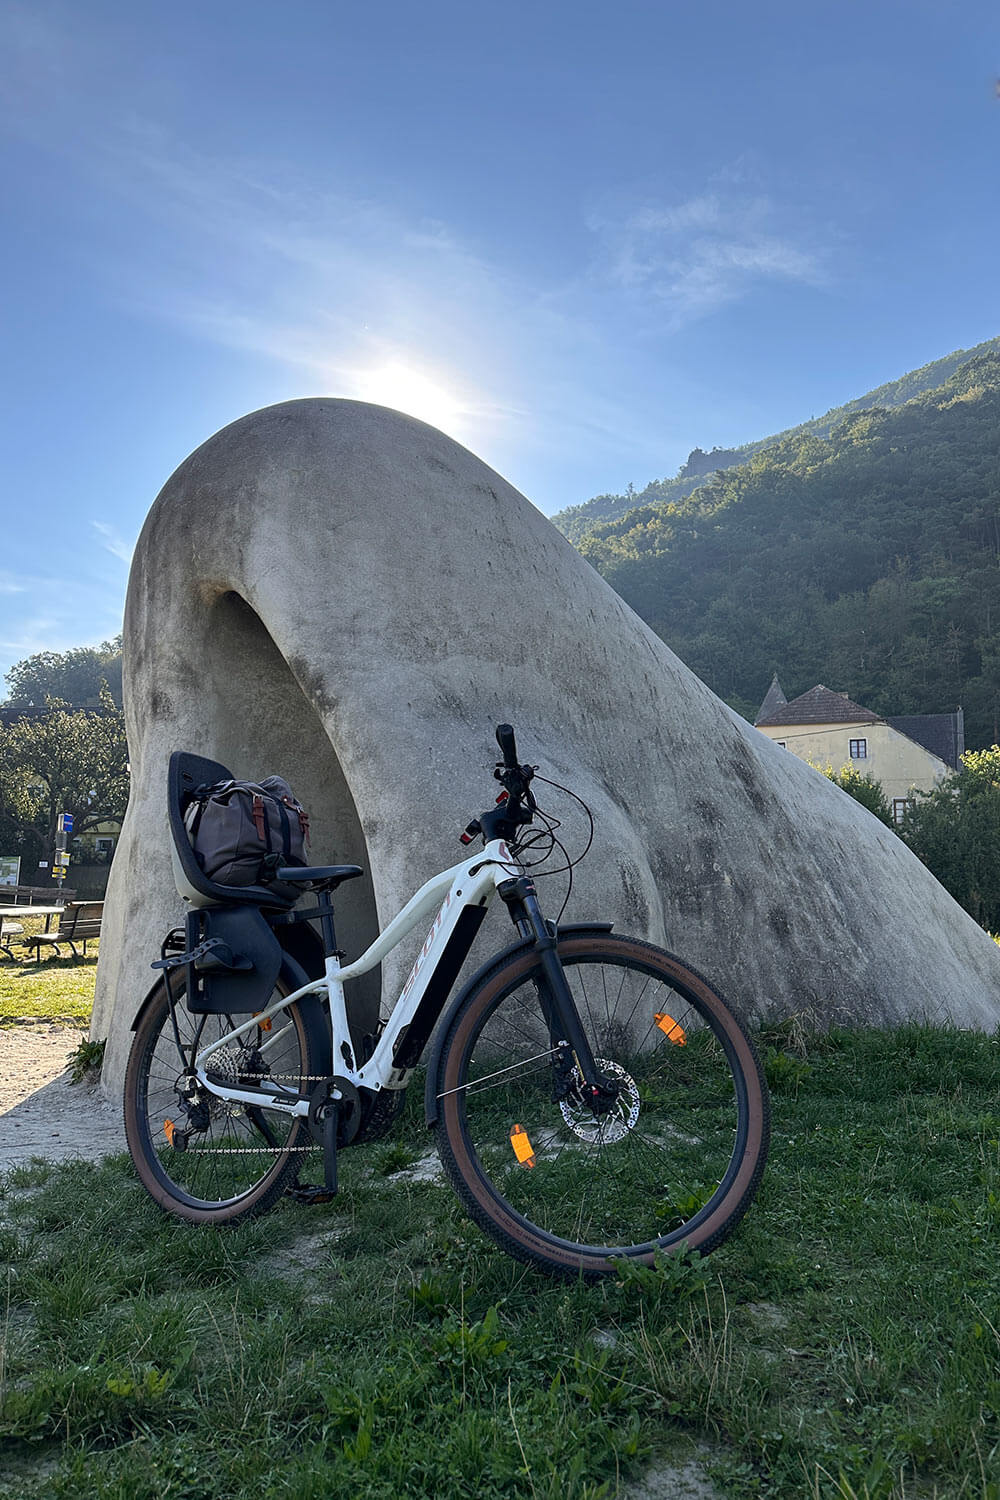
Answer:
top-left (124, 725), bottom-right (769, 1278)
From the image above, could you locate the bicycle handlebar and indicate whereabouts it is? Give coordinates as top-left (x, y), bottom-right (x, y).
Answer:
top-left (461, 723), bottom-right (535, 847)
top-left (495, 723), bottom-right (519, 770)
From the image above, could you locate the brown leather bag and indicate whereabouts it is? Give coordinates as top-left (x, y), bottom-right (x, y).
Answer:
top-left (183, 776), bottom-right (310, 894)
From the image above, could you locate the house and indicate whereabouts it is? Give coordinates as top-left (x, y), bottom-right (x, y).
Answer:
top-left (754, 676), bottom-right (964, 824)
top-left (71, 820), bottom-right (120, 863)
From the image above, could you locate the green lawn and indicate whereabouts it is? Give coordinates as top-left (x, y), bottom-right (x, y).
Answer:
top-left (2, 1013), bottom-right (1000, 1497)
top-left (0, 927), bottom-right (98, 1024)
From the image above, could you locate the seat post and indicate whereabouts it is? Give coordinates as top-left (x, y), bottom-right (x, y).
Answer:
top-left (318, 900), bottom-right (338, 958)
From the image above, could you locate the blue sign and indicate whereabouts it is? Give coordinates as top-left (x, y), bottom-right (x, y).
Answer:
top-left (57, 813), bottom-right (74, 834)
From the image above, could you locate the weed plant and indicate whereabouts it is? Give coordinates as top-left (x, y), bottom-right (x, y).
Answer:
top-left (2, 1022), bottom-right (1000, 1497)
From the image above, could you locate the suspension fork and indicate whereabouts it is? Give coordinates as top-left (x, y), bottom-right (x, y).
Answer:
top-left (497, 877), bottom-right (617, 1107)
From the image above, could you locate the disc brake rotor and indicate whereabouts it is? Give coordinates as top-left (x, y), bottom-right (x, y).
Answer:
top-left (559, 1059), bottom-right (640, 1145)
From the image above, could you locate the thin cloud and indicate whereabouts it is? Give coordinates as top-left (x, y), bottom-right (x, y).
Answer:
top-left (0, 6), bottom-right (772, 509)
top-left (590, 189), bottom-right (827, 327)
top-left (0, 612), bottom-right (67, 664)
top-left (91, 522), bottom-right (134, 565)
top-left (0, 585), bottom-right (125, 685)
top-left (96, 135), bottom-right (664, 461)
top-left (0, 23), bottom-right (659, 472)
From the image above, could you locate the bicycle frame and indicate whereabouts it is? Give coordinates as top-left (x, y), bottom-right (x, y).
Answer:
top-left (191, 839), bottom-right (521, 1116)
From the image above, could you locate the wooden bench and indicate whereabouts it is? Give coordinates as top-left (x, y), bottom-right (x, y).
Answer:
top-left (0, 919), bottom-right (25, 961)
top-left (0, 885), bottom-right (77, 905)
top-left (25, 901), bottom-right (104, 961)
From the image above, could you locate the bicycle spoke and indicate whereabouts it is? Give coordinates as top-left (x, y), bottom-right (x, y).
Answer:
top-left (125, 976), bottom-right (320, 1223)
top-left (437, 938), bottom-right (767, 1275)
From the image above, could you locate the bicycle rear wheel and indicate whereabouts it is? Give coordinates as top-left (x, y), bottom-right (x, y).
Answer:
top-left (124, 973), bottom-right (325, 1225)
top-left (434, 935), bottom-right (769, 1278)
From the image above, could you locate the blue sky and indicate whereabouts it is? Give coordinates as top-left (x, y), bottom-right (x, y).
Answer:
top-left (1, 0), bottom-right (997, 688)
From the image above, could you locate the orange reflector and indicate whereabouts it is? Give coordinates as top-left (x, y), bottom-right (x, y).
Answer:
top-left (164, 1118), bottom-right (177, 1146)
top-left (509, 1124), bottom-right (536, 1168)
top-left (654, 1012), bottom-right (687, 1045)
top-left (253, 1011), bottom-right (273, 1032)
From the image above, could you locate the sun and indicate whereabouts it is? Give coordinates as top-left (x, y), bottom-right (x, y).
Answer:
top-left (352, 360), bottom-right (467, 437)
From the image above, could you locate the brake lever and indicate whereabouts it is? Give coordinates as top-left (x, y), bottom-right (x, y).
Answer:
top-left (493, 761), bottom-right (537, 795)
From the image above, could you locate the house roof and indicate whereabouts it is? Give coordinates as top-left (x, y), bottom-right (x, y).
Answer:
top-left (755, 673), bottom-right (788, 724)
top-left (886, 711), bottom-right (964, 771)
top-left (755, 683), bottom-right (880, 728)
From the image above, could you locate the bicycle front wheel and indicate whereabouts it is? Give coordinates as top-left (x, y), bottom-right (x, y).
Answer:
top-left (434, 935), bottom-right (769, 1278)
top-left (124, 973), bottom-right (325, 1225)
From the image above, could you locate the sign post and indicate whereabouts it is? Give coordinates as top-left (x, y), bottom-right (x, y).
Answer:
top-left (54, 813), bottom-right (74, 894)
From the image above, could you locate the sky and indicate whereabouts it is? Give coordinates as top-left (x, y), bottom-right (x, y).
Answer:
top-left (0, 0), bottom-right (997, 688)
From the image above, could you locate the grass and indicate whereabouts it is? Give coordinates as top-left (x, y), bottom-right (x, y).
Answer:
top-left (3, 950), bottom-right (1000, 1495)
top-left (0, 924), bottom-right (99, 1025)
top-left (2, 1011), bottom-right (1000, 1496)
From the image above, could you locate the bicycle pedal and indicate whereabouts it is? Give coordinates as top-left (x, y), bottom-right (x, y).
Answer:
top-left (285, 1183), bottom-right (336, 1206)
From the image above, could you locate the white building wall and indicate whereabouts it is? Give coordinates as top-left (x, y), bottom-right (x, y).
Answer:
top-left (756, 719), bottom-right (951, 809)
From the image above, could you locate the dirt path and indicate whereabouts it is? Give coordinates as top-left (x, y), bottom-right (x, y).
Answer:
top-left (0, 1024), bottom-right (125, 1172)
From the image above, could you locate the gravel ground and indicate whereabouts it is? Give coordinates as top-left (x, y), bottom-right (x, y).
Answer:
top-left (0, 1024), bottom-right (124, 1171)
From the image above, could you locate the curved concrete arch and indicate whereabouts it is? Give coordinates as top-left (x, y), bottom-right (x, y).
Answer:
top-left (95, 398), bottom-right (1000, 1086)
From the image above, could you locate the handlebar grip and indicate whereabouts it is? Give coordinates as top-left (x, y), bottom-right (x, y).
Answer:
top-left (495, 723), bottom-right (519, 769)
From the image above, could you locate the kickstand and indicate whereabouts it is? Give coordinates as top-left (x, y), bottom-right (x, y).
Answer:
top-left (321, 1100), bottom-right (339, 1196)
top-left (286, 1094), bottom-right (339, 1207)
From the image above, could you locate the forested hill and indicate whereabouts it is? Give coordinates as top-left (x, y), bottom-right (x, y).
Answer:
top-left (567, 345), bottom-right (1000, 748)
top-left (553, 336), bottom-right (1000, 544)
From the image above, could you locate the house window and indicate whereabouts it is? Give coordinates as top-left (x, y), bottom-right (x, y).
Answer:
top-left (776, 741), bottom-right (786, 749)
top-left (95, 837), bottom-right (115, 855)
top-left (849, 738), bottom-right (867, 759)
top-left (892, 799), bottom-right (915, 826)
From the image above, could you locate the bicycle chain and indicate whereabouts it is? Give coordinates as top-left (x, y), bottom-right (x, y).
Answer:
top-left (202, 1073), bottom-right (329, 1083)
top-left (180, 1143), bottom-right (318, 1155)
top-left (173, 1073), bottom-right (388, 1155)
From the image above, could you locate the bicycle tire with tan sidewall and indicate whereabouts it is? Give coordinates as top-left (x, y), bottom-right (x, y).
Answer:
top-left (434, 934), bottom-right (769, 1279)
top-left (124, 971), bottom-right (327, 1226)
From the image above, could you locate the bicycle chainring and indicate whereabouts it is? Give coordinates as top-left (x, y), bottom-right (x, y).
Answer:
top-left (307, 1077), bottom-right (362, 1148)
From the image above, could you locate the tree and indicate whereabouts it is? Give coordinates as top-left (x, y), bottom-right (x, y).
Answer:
top-left (818, 763), bottom-right (895, 827)
top-left (3, 638), bottom-right (123, 709)
top-left (899, 747), bottom-right (1000, 931)
top-left (0, 687), bottom-right (129, 864)
top-left (0, 779), bottom-right (37, 869)
top-left (555, 342), bottom-right (1000, 748)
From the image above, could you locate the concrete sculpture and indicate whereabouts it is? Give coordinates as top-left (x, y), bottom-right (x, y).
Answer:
top-left (94, 399), bottom-right (1000, 1086)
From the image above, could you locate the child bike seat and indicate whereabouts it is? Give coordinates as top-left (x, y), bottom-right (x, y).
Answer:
top-left (168, 750), bottom-right (299, 910)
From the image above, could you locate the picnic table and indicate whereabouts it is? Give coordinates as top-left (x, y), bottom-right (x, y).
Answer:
top-left (0, 904), bottom-right (72, 961)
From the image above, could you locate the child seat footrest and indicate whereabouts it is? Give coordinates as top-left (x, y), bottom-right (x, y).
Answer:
top-left (151, 937), bottom-right (254, 974)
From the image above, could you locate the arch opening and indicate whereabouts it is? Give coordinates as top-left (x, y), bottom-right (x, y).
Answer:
top-left (198, 590), bottom-right (381, 1035)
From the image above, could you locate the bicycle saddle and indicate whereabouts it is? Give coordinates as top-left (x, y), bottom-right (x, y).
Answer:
top-left (274, 865), bottom-right (363, 891)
